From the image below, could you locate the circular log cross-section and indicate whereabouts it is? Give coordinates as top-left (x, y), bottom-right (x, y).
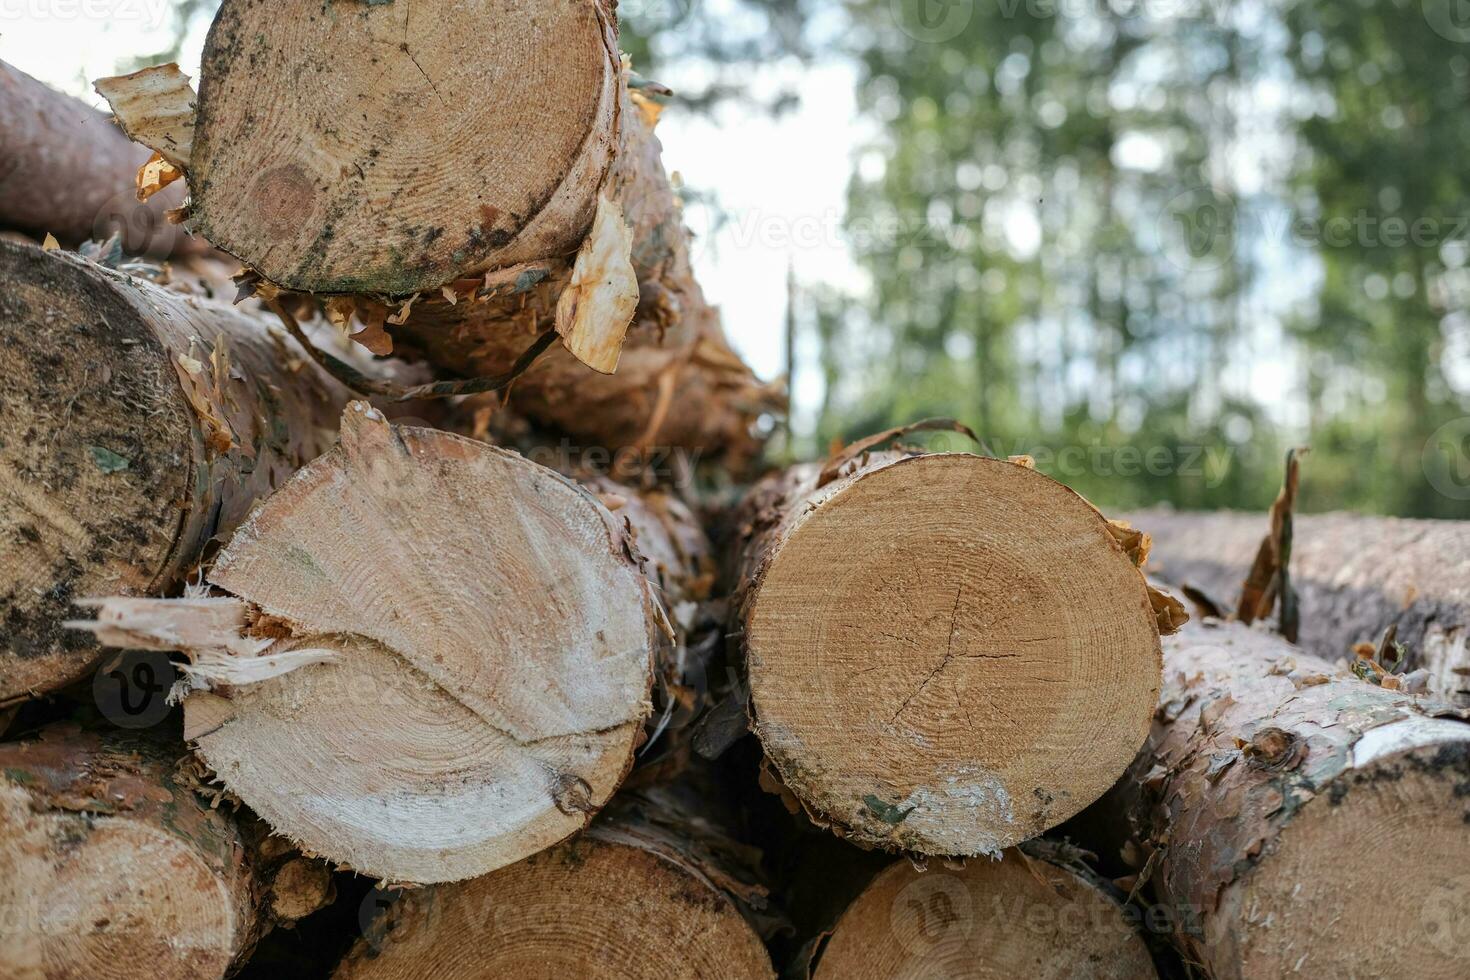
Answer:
top-left (0, 241), bottom-right (342, 706)
top-left (0, 725), bottom-right (258, 979)
top-left (813, 853), bottom-right (1155, 979)
top-left (735, 453), bottom-right (1162, 855)
top-left (333, 821), bottom-right (773, 979)
top-left (191, 0), bottom-right (619, 294)
top-left (180, 405), bottom-right (660, 884)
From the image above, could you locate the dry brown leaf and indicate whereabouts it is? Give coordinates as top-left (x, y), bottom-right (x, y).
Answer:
top-left (136, 151), bottom-right (183, 202)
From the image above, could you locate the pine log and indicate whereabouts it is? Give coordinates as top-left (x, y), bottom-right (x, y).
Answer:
top-left (99, 1), bottom-right (778, 461)
top-left (332, 786), bottom-right (775, 980)
top-left (0, 240), bottom-right (344, 706)
top-left (809, 851), bottom-right (1155, 979)
top-left (1092, 618), bottom-right (1470, 979)
top-left (729, 450), bottom-right (1167, 856)
top-left (1132, 508), bottom-right (1470, 701)
top-left (0, 722), bottom-right (333, 979)
top-left (75, 404), bottom-right (714, 884)
top-left (0, 61), bottom-right (189, 254)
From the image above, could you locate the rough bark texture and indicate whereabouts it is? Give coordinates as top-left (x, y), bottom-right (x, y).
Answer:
top-left (729, 450), bottom-right (1165, 856)
top-left (332, 785), bottom-right (775, 980)
top-left (121, 0), bottom-right (777, 462)
top-left (0, 61), bottom-right (190, 254)
top-left (809, 851), bottom-right (1156, 979)
top-left (0, 241), bottom-right (345, 706)
top-left (1132, 508), bottom-right (1470, 701)
top-left (1091, 618), bottom-right (1470, 979)
top-left (0, 722), bottom-right (333, 980)
top-left (76, 406), bottom-right (717, 885)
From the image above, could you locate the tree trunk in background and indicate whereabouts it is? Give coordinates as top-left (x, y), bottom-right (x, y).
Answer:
top-left (0, 241), bottom-right (345, 706)
top-left (0, 722), bottom-right (333, 980)
top-left (809, 850), bottom-right (1156, 979)
top-left (0, 62), bottom-right (192, 255)
top-left (332, 785), bottom-right (775, 980)
top-left (107, 0), bottom-right (779, 463)
top-left (728, 450), bottom-right (1165, 856)
top-left (76, 406), bottom-right (721, 885)
top-left (1130, 508), bottom-right (1470, 701)
top-left (1087, 619), bottom-right (1470, 979)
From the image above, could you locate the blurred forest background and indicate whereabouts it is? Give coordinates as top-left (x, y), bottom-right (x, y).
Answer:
top-left (94, 0), bottom-right (1470, 516)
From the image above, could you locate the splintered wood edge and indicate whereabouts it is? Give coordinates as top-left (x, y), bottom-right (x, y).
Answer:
top-left (162, 404), bottom-right (660, 882)
top-left (745, 454), bottom-right (1162, 856)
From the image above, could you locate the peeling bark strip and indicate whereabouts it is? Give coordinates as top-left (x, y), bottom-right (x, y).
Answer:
top-left (1094, 620), bottom-right (1470, 979)
top-left (0, 723), bottom-right (333, 980)
top-left (810, 852), bottom-right (1156, 979)
top-left (1131, 508), bottom-right (1470, 702)
top-left (0, 241), bottom-right (344, 706)
top-left (76, 405), bottom-right (700, 884)
top-left (121, 0), bottom-right (778, 458)
top-left (0, 61), bottom-right (190, 252)
top-left (729, 448), bottom-right (1166, 856)
top-left (332, 787), bottom-right (775, 980)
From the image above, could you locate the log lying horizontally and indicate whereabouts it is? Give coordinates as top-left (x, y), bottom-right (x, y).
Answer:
top-left (809, 850), bottom-right (1156, 979)
top-left (1131, 508), bottom-right (1470, 701)
top-left (1091, 619), bottom-right (1470, 979)
top-left (730, 447), bottom-right (1172, 856)
top-left (0, 240), bottom-right (344, 706)
top-left (0, 723), bottom-right (333, 979)
top-left (333, 787), bottom-right (775, 979)
top-left (75, 404), bottom-right (713, 884)
top-left (97, 0), bottom-right (779, 461)
top-left (0, 61), bottom-right (190, 254)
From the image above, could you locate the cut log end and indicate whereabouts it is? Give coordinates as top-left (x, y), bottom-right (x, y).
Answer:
top-left (1234, 724), bottom-right (1470, 978)
top-left (745, 454), bottom-right (1161, 855)
top-left (813, 853), bottom-right (1155, 979)
top-left (0, 240), bottom-right (193, 703)
top-left (191, 0), bottom-right (618, 294)
top-left (0, 726), bottom-right (255, 980)
top-left (334, 832), bottom-right (773, 980)
top-left (163, 406), bottom-right (658, 883)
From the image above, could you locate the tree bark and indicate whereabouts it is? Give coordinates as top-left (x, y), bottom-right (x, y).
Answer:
top-left (728, 449), bottom-right (1167, 856)
top-left (1131, 508), bottom-right (1470, 701)
top-left (0, 240), bottom-right (345, 706)
top-left (0, 722), bottom-right (333, 980)
top-left (76, 405), bottom-right (717, 885)
top-left (807, 850), bottom-right (1156, 979)
top-left (0, 61), bottom-right (190, 255)
top-left (332, 784), bottom-right (775, 980)
top-left (1089, 618), bottom-right (1470, 979)
top-left (101, 1), bottom-right (778, 463)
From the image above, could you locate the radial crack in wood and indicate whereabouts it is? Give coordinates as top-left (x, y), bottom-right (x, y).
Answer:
top-left (731, 451), bottom-right (1164, 856)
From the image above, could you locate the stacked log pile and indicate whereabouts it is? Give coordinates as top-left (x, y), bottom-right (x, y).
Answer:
top-left (0, 2), bottom-right (1467, 978)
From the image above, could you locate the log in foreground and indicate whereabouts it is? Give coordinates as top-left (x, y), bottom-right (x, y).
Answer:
top-left (77, 405), bottom-right (707, 884)
top-left (1132, 508), bottom-right (1470, 701)
top-left (731, 450), bottom-right (1169, 856)
top-left (333, 788), bottom-right (775, 980)
top-left (0, 723), bottom-right (333, 979)
top-left (0, 240), bottom-right (343, 706)
top-left (99, 0), bottom-right (778, 460)
top-left (0, 61), bottom-right (189, 253)
top-left (1095, 619), bottom-right (1470, 979)
top-left (811, 851), bottom-right (1155, 979)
